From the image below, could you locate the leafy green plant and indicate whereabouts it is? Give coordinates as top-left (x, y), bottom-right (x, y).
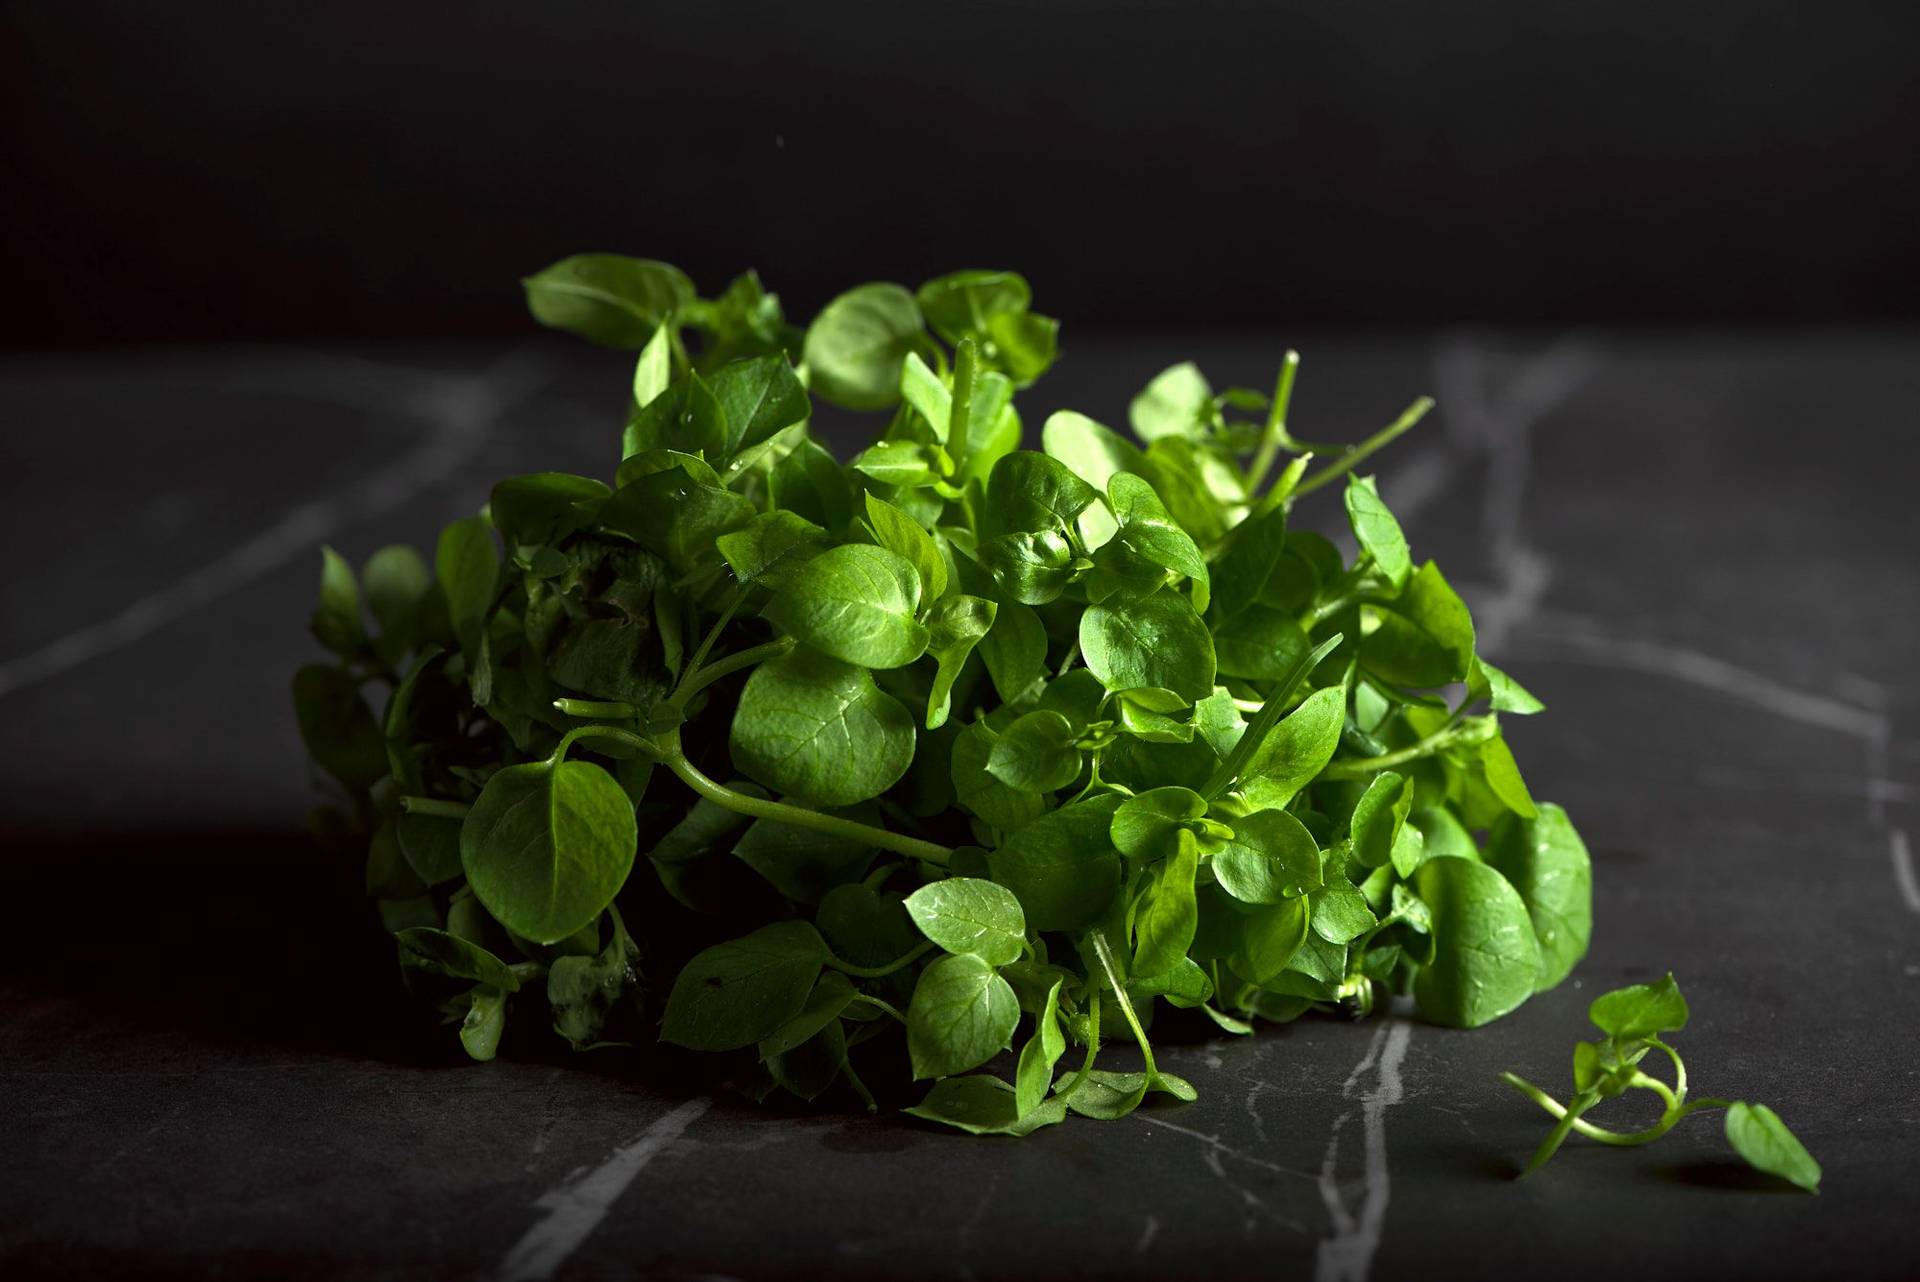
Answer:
top-left (1501, 974), bottom-right (1821, 1191)
top-left (295, 254), bottom-right (1595, 1134)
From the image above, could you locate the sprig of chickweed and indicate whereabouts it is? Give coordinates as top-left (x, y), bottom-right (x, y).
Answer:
top-left (1502, 974), bottom-right (1821, 1192)
top-left (295, 253), bottom-right (1598, 1138)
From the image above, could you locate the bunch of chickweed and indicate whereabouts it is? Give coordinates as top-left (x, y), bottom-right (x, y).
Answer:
top-left (297, 253), bottom-right (1610, 1138)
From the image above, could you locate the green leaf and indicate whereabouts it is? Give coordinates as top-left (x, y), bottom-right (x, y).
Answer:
top-left (1588, 973), bottom-right (1690, 1041)
top-left (988, 793), bottom-right (1123, 932)
top-left (1214, 809), bottom-right (1320, 904)
top-left (906, 1075), bottom-right (1068, 1136)
top-left (623, 370), bottom-right (725, 458)
top-left (396, 927), bottom-right (523, 992)
top-left (1360, 560), bottom-right (1475, 688)
top-left (899, 351), bottom-right (952, 442)
top-left (602, 460), bottom-right (754, 577)
top-left (864, 492), bottom-right (948, 601)
top-left (310, 546), bottom-right (363, 655)
top-left (1103, 473), bottom-right (1210, 609)
top-left (987, 710), bottom-right (1082, 792)
top-left (1310, 883), bottom-right (1379, 944)
top-left (730, 646), bottom-right (916, 806)
top-left (1237, 685), bottom-right (1345, 810)
top-left (397, 812), bottom-right (464, 887)
top-left (292, 664), bottom-right (386, 791)
top-left (1132, 830), bottom-right (1201, 978)
top-left (362, 545), bottom-right (430, 661)
top-left (631, 320), bottom-right (673, 407)
top-left (1350, 771), bottom-right (1414, 870)
top-left (1041, 410), bottom-right (1146, 493)
top-left (1110, 786), bottom-right (1207, 860)
top-left (907, 953), bottom-right (1020, 1079)
top-left (982, 451), bottom-right (1104, 541)
top-left (1211, 606), bottom-right (1307, 682)
top-left (917, 270), bottom-right (1031, 345)
top-left (977, 601), bottom-right (1048, 704)
top-left (523, 254), bottom-right (694, 347)
top-left (1057, 1069), bottom-right (1198, 1119)
top-left (709, 353), bottom-right (810, 457)
top-left (951, 721), bottom-right (1048, 833)
top-left (905, 877), bottom-right (1027, 966)
top-left (983, 310), bottom-right (1058, 386)
top-left (1477, 733), bottom-right (1539, 819)
top-left (803, 283), bottom-right (925, 410)
top-left (1485, 802), bottom-right (1591, 991)
top-left (715, 510), bottom-right (830, 589)
top-left (1235, 895), bottom-right (1312, 983)
top-left (1130, 361), bottom-right (1211, 442)
top-left (1469, 656), bottom-right (1545, 715)
top-left (770, 437), bottom-right (854, 532)
top-left (1211, 506), bottom-right (1288, 621)
top-left (1080, 592), bottom-right (1216, 704)
top-left (1014, 980), bottom-right (1067, 1119)
top-left (759, 971), bottom-right (858, 1060)
top-left (923, 594), bottom-right (996, 729)
top-left (490, 473), bottom-right (612, 551)
top-left (660, 921), bottom-right (830, 1052)
top-left (547, 912), bottom-right (642, 1049)
top-left (1725, 1102), bottom-right (1822, 1193)
top-left (733, 809), bottom-right (875, 905)
top-left (1412, 856), bottom-right (1539, 1028)
top-left (459, 758), bottom-right (637, 945)
top-left (435, 517), bottom-right (498, 648)
top-left (1344, 475), bottom-right (1411, 589)
top-left (764, 544), bottom-right (928, 670)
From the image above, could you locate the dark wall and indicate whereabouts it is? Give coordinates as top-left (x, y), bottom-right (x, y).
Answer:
top-left (5, 0), bottom-right (1917, 346)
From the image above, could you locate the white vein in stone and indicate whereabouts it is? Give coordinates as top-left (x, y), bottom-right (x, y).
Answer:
top-left (497, 1097), bottom-right (710, 1282)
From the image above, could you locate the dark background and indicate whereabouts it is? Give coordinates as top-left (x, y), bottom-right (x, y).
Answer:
top-left (5, 0), bottom-right (1919, 348)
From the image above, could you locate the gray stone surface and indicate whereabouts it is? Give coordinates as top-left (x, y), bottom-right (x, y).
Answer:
top-left (2, 333), bottom-right (1915, 1279)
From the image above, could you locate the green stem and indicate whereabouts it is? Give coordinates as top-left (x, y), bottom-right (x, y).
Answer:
top-left (551, 724), bottom-right (661, 765)
top-left (1319, 724), bottom-right (1471, 782)
top-left (1202, 632), bottom-right (1345, 799)
top-left (1288, 397), bottom-right (1434, 501)
top-left (663, 748), bottom-right (954, 866)
top-left (1056, 990), bottom-right (1102, 1104)
top-left (1245, 349), bottom-right (1301, 493)
top-left (1089, 929), bottom-right (1159, 1082)
top-left (825, 941), bottom-right (935, 979)
top-left (553, 698), bottom-right (639, 720)
top-left (847, 993), bottom-right (908, 1024)
top-left (1501, 1073), bottom-right (1687, 1149)
top-left (672, 636), bottom-right (796, 706)
top-left (399, 797), bottom-right (472, 820)
top-left (671, 589), bottom-right (745, 700)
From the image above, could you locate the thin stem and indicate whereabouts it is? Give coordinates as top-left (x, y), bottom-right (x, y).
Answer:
top-left (671, 589), bottom-right (745, 700)
top-left (1288, 397), bottom-right (1434, 501)
top-left (1245, 349), bottom-right (1301, 493)
top-left (551, 724), bottom-right (661, 765)
top-left (1089, 930), bottom-right (1159, 1082)
top-left (1319, 724), bottom-right (1469, 782)
top-left (1501, 1073), bottom-right (1685, 1149)
top-left (671, 636), bottom-right (796, 706)
top-left (552, 698), bottom-right (639, 720)
top-left (847, 994), bottom-right (908, 1024)
top-left (825, 941), bottom-right (935, 979)
top-left (399, 797), bottom-right (472, 820)
top-left (1056, 990), bottom-right (1102, 1104)
top-left (1202, 633), bottom-right (1345, 799)
top-left (663, 749), bottom-right (953, 866)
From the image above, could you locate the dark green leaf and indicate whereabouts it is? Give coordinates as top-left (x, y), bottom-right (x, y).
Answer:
top-left (906, 877), bottom-right (1027, 966)
top-left (1485, 802), bottom-right (1591, 991)
top-left (731, 646), bottom-right (916, 806)
top-left (1412, 856), bottom-right (1539, 1028)
top-left (764, 544), bottom-right (928, 669)
top-left (459, 758), bottom-right (637, 945)
top-left (660, 921), bottom-right (830, 1052)
top-left (907, 953), bottom-right (1020, 1079)
top-left (523, 254), bottom-right (694, 347)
